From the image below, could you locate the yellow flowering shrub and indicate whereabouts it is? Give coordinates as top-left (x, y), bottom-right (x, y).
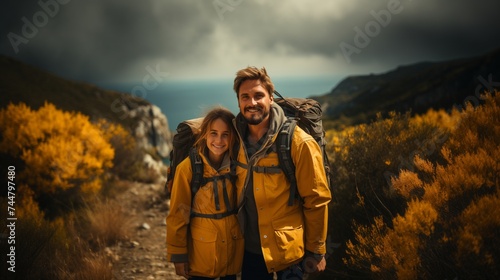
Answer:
top-left (335, 93), bottom-right (499, 279)
top-left (0, 102), bottom-right (114, 213)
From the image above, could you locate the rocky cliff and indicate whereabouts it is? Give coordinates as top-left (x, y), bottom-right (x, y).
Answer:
top-left (112, 99), bottom-right (172, 159)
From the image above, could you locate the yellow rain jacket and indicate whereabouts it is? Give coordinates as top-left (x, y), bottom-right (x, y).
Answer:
top-left (166, 151), bottom-right (244, 278)
top-left (233, 103), bottom-right (331, 273)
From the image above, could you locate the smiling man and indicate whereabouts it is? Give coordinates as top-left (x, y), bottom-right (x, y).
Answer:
top-left (232, 66), bottom-right (332, 280)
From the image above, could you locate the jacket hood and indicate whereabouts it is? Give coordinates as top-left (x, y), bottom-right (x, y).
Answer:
top-left (200, 147), bottom-right (231, 173)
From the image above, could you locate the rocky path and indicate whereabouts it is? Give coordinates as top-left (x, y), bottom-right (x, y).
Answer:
top-left (109, 182), bottom-right (184, 280)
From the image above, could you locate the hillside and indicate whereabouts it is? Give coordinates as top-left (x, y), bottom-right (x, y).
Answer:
top-left (0, 55), bottom-right (172, 158)
top-left (0, 55), bottom-right (187, 279)
top-left (0, 56), bottom-right (143, 125)
top-left (314, 48), bottom-right (500, 129)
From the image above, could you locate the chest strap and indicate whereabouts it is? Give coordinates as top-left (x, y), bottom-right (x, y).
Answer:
top-left (253, 166), bottom-right (282, 174)
top-left (191, 173), bottom-right (236, 219)
top-left (191, 209), bottom-right (237, 219)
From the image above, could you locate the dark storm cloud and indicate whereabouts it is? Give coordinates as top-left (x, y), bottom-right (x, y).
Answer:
top-left (219, 0), bottom-right (500, 66)
top-left (1, 0), bottom-right (218, 82)
top-left (2, 0), bottom-right (500, 82)
top-left (331, 0), bottom-right (500, 65)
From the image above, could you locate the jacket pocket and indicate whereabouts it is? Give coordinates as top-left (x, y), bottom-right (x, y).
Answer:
top-left (189, 225), bottom-right (218, 277)
top-left (272, 214), bottom-right (305, 264)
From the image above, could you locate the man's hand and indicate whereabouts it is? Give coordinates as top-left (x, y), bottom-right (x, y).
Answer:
top-left (316, 256), bottom-right (326, 272)
top-left (303, 253), bottom-right (327, 273)
top-left (174, 262), bottom-right (190, 279)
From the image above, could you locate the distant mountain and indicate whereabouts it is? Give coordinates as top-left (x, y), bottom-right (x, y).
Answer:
top-left (313, 48), bottom-right (500, 130)
top-left (0, 55), bottom-right (172, 158)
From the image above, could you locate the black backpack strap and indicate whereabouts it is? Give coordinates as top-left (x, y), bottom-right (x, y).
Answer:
top-left (189, 148), bottom-right (239, 219)
top-left (277, 118), bottom-right (298, 206)
top-left (191, 210), bottom-right (237, 219)
top-left (189, 147), bottom-right (204, 202)
top-left (190, 173), bottom-right (237, 219)
top-left (202, 174), bottom-right (229, 211)
top-left (253, 166), bottom-right (282, 174)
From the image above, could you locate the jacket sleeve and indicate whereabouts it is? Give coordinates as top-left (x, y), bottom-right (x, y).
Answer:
top-left (293, 132), bottom-right (332, 255)
top-left (166, 158), bottom-right (192, 262)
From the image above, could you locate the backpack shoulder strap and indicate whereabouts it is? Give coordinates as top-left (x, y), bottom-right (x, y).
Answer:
top-left (277, 118), bottom-right (298, 206)
top-left (189, 147), bottom-right (204, 200)
top-left (189, 150), bottom-right (239, 220)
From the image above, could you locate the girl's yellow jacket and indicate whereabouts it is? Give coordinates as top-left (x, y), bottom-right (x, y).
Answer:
top-left (166, 152), bottom-right (244, 278)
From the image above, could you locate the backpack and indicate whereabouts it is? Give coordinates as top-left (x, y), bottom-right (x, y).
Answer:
top-left (273, 90), bottom-right (332, 206)
top-left (165, 117), bottom-right (203, 198)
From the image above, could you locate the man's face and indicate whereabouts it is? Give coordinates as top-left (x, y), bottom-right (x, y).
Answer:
top-left (237, 79), bottom-right (273, 125)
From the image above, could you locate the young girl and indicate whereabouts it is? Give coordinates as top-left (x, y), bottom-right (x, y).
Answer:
top-left (166, 107), bottom-right (243, 280)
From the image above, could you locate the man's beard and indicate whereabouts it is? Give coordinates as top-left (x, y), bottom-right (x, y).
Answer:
top-left (244, 106), bottom-right (269, 125)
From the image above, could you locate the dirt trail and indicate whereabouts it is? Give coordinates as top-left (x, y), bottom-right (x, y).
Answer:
top-left (109, 182), bottom-right (184, 280)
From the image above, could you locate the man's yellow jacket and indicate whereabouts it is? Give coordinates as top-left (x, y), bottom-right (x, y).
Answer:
top-left (233, 103), bottom-right (332, 273)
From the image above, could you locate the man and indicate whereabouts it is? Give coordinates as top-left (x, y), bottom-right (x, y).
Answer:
top-left (232, 66), bottom-right (332, 280)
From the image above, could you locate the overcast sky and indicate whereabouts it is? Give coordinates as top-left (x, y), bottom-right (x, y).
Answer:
top-left (2, 0), bottom-right (500, 85)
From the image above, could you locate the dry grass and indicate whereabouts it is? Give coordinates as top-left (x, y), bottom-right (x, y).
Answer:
top-left (100, 177), bottom-right (136, 198)
top-left (81, 198), bottom-right (132, 248)
top-left (1, 199), bottom-right (118, 280)
top-left (57, 249), bottom-right (114, 280)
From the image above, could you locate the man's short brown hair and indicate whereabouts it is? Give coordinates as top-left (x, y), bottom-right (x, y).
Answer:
top-left (233, 66), bottom-right (275, 97)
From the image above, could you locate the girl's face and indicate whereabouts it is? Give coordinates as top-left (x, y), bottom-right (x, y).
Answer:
top-left (206, 118), bottom-right (230, 162)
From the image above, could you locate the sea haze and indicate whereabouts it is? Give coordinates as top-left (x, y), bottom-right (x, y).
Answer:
top-left (100, 76), bottom-right (340, 130)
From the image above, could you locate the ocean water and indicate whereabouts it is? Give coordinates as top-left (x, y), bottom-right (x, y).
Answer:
top-left (103, 76), bottom-right (341, 130)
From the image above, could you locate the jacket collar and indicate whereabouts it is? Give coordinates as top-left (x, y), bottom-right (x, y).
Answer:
top-left (200, 148), bottom-right (231, 172)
